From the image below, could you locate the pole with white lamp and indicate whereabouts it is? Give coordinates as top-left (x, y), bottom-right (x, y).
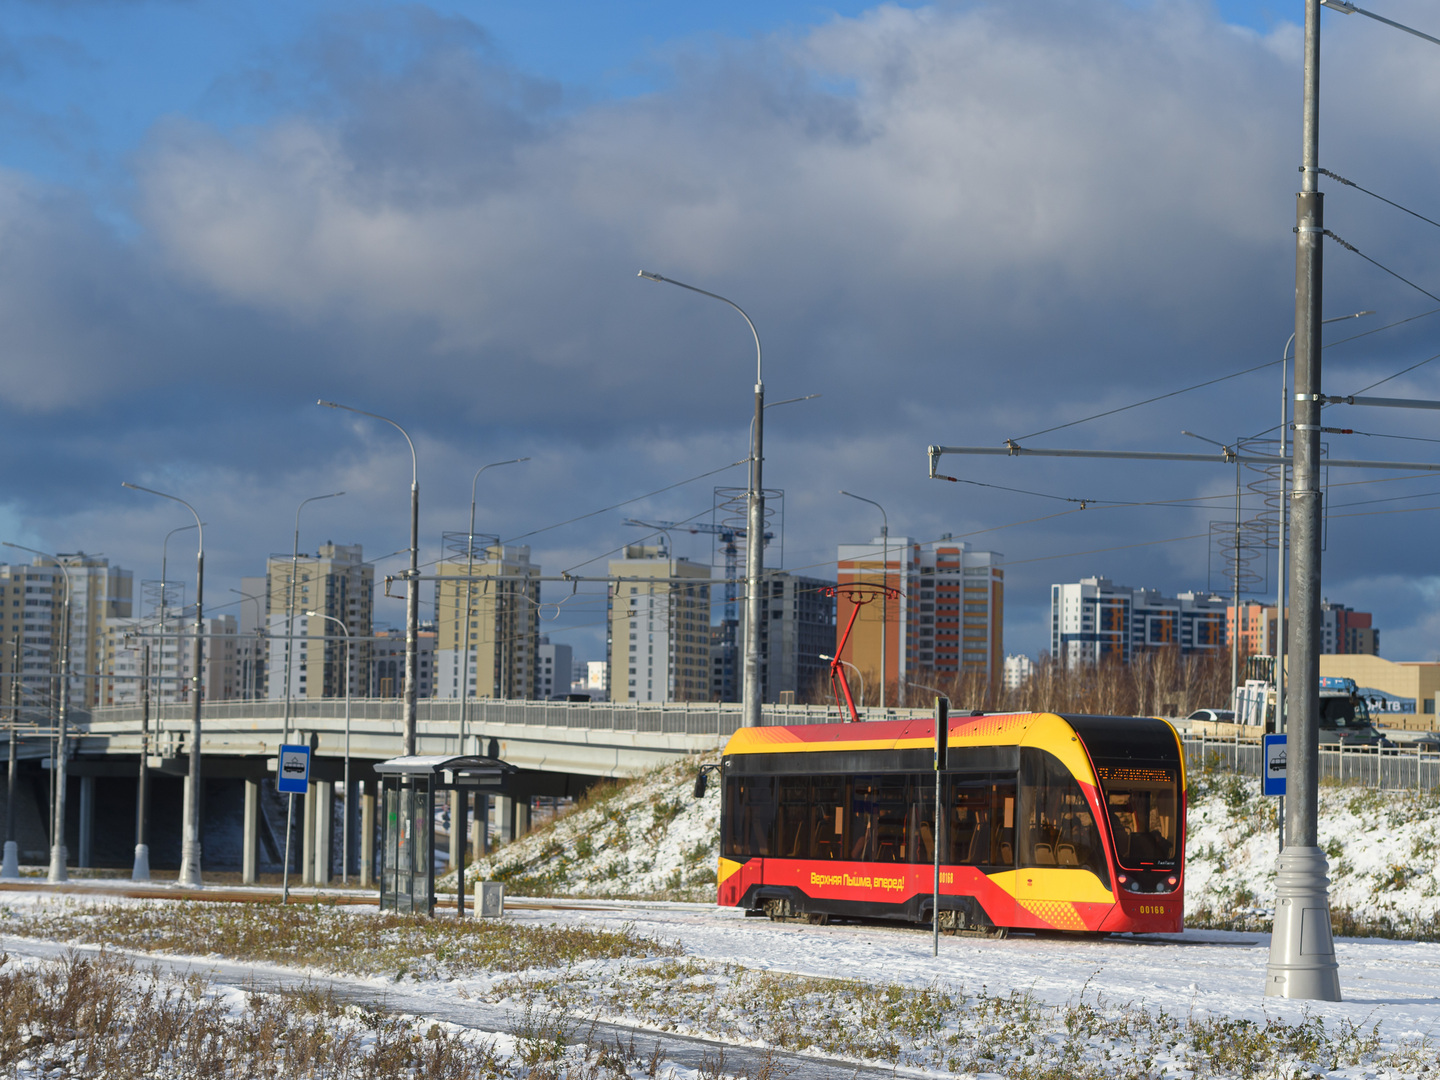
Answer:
top-left (637, 271), bottom-right (765, 728)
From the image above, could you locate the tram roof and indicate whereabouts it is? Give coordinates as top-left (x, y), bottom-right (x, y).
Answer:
top-left (723, 711), bottom-right (1179, 762)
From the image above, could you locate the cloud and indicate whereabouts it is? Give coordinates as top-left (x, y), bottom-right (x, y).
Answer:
top-left (7, 0), bottom-right (1440, 662)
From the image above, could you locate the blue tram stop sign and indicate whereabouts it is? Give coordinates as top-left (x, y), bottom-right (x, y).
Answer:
top-left (1262, 734), bottom-right (1286, 797)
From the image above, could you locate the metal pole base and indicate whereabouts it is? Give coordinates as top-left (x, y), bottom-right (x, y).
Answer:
top-left (0, 840), bottom-right (18, 879)
top-left (131, 844), bottom-right (151, 882)
top-left (47, 844), bottom-right (67, 883)
top-left (177, 842), bottom-right (202, 889)
top-left (1264, 846), bottom-right (1341, 1000)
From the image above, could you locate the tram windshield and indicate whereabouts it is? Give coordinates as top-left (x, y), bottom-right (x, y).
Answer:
top-left (1071, 718), bottom-right (1182, 871)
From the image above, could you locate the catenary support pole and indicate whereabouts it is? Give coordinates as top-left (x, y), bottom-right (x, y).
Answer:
top-left (1266, 0), bottom-right (1341, 1001)
top-left (133, 642), bottom-right (151, 881)
top-left (2, 636), bottom-right (19, 878)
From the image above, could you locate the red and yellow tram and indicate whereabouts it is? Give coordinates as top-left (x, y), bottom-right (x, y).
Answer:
top-left (716, 711), bottom-right (1185, 935)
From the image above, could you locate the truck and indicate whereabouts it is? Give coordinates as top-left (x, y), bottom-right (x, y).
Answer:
top-left (1227, 661), bottom-right (1389, 746)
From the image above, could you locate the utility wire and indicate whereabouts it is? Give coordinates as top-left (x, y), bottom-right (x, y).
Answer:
top-left (1321, 168), bottom-right (1440, 232)
top-left (1325, 229), bottom-right (1440, 307)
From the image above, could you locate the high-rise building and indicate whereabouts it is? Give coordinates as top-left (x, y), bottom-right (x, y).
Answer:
top-left (535, 637), bottom-right (573, 700)
top-left (836, 538), bottom-right (1004, 695)
top-left (1003, 653), bottom-right (1035, 690)
top-left (100, 610), bottom-right (240, 705)
top-left (434, 544), bottom-right (540, 700)
top-left (1227, 599), bottom-right (1378, 658)
top-left (264, 543), bottom-right (373, 700)
top-left (370, 625), bottom-right (437, 698)
top-left (607, 545), bottom-right (711, 703)
top-left (0, 555), bottom-right (132, 711)
top-left (735, 572), bottom-right (835, 704)
top-left (1051, 576), bottom-right (1227, 668)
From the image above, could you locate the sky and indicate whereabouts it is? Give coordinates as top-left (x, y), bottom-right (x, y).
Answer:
top-left (5, 0), bottom-right (1440, 672)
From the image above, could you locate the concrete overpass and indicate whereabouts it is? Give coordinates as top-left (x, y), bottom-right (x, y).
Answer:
top-left (2, 698), bottom-right (929, 881)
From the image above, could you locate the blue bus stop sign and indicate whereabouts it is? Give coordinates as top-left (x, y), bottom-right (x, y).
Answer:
top-left (278, 744), bottom-right (310, 795)
top-left (1263, 734), bottom-right (1287, 797)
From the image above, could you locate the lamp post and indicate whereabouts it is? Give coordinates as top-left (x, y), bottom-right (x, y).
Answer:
top-left (121, 483), bottom-right (206, 889)
top-left (4, 543), bottom-right (73, 883)
top-left (638, 271), bottom-right (765, 728)
top-left (819, 654), bottom-right (865, 711)
top-left (306, 610), bottom-right (351, 885)
top-left (320, 399), bottom-right (420, 754)
top-left (840, 491), bottom-right (890, 709)
top-left (1, 636), bottom-right (22, 878)
top-left (159, 523), bottom-right (199, 705)
top-left (460, 458), bottom-right (528, 750)
top-left (1275, 310), bottom-right (1372, 852)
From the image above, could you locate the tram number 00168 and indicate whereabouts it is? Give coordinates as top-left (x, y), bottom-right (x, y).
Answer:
top-left (1135, 905), bottom-right (1168, 916)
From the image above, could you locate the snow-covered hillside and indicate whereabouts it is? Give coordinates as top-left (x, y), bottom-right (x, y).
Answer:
top-left (1185, 771), bottom-right (1440, 931)
top-left (447, 755), bottom-right (722, 902)
top-left (452, 754), bottom-right (1440, 930)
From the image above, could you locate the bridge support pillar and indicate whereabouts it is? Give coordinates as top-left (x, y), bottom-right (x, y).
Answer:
top-left (495, 796), bottom-right (514, 844)
top-left (302, 787), bottom-right (316, 886)
top-left (449, 790), bottom-right (464, 879)
top-left (78, 776), bottom-right (94, 868)
top-left (473, 793), bottom-right (488, 860)
top-left (360, 781), bottom-right (375, 889)
top-left (242, 779), bottom-right (259, 885)
top-left (314, 780), bottom-right (332, 886)
top-left (514, 797), bottom-right (530, 839)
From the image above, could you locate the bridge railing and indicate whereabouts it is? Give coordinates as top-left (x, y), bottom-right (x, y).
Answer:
top-left (83, 698), bottom-right (932, 739)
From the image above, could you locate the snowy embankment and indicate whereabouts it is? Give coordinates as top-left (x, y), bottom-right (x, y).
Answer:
top-left (454, 755), bottom-right (1440, 929)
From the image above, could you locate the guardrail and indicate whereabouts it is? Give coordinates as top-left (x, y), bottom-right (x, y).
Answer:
top-left (1183, 733), bottom-right (1440, 791)
top-left (80, 698), bottom-right (932, 741)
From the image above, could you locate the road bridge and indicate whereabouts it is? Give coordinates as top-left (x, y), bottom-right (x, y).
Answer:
top-left (2, 698), bottom-right (930, 881)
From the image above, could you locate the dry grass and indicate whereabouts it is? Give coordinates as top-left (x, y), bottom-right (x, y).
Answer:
top-left (0, 900), bottom-right (681, 982)
top-left (0, 949), bottom-right (507, 1078)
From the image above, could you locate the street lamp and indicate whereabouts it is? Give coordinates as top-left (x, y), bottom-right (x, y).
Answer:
top-left (121, 482), bottom-right (205, 889)
top-left (840, 491), bottom-right (890, 709)
top-left (638, 270), bottom-right (766, 728)
top-left (1, 636), bottom-right (27, 878)
top-left (306, 610), bottom-right (351, 885)
top-left (819, 654), bottom-right (865, 711)
top-left (1271, 0), bottom-right (1438, 1000)
top-left (159, 523), bottom-right (199, 705)
top-left (4, 543), bottom-right (74, 883)
top-left (319, 399), bottom-right (421, 755)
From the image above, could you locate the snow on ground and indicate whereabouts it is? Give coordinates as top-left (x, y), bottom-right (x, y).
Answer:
top-left (1185, 771), bottom-right (1440, 925)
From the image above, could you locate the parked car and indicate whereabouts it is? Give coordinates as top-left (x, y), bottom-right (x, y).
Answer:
top-left (1186, 709), bottom-right (1235, 724)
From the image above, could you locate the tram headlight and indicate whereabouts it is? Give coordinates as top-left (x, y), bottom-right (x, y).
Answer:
top-left (1167, 875), bottom-right (1178, 889)
top-left (1117, 874), bottom-right (1127, 886)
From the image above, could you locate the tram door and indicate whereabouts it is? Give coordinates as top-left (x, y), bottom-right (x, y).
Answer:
top-left (1015, 750), bottom-right (1109, 929)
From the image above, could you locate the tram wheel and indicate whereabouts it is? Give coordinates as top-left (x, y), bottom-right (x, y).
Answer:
top-left (807, 913), bottom-right (830, 926)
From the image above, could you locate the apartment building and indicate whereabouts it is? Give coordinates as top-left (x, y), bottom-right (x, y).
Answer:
top-left (836, 537), bottom-right (1004, 696)
top-left (734, 572), bottom-right (835, 703)
top-left (607, 545), bottom-right (711, 703)
top-left (264, 543), bottom-right (373, 700)
top-left (1051, 576), bottom-right (1227, 667)
top-left (433, 544), bottom-right (540, 700)
top-left (100, 611), bottom-right (240, 705)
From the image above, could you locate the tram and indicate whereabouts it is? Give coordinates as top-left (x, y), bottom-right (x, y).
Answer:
top-left (714, 711), bottom-right (1185, 935)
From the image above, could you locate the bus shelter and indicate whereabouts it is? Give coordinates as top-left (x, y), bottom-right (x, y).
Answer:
top-left (374, 755), bottom-right (513, 916)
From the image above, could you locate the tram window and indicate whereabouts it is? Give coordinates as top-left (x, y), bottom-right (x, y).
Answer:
top-left (946, 779), bottom-right (991, 865)
top-left (776, 776), bottom-right (809, 858)
top-left (1018, 749), bottom-right (1107, 884)
top-left (810, 778), bottom-right (845, 861)
top-left (874, 775), bottom-right (908, 863)
top-left (1097, 768), bottom-right (1178, 869)
top-left (849, 775), bottom-right (881, 862)
top-left (905, 775), bottom-right (937, 864)
top-left (723, 776), bottom-right (777, 857)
